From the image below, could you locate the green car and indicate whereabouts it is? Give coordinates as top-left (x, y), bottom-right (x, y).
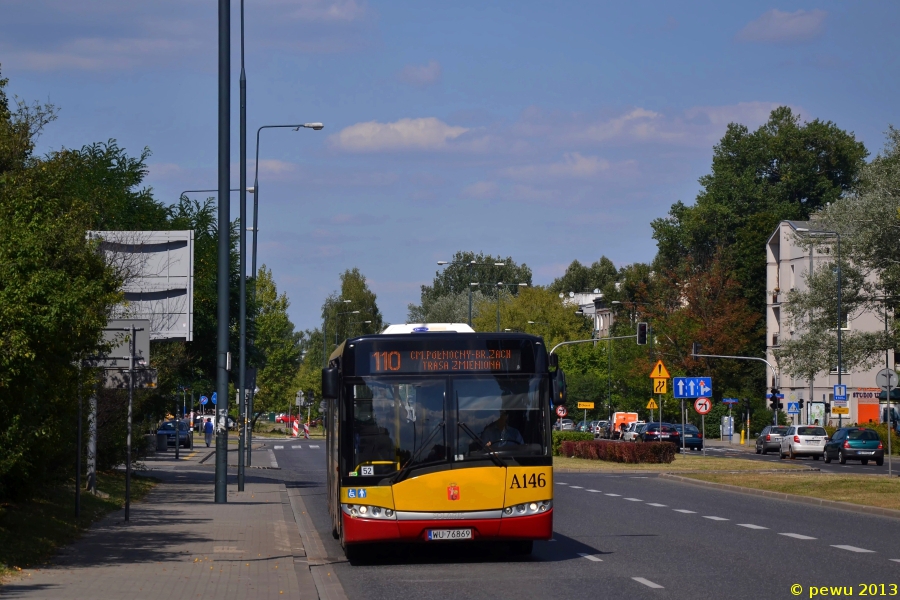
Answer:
top-left (823, 427), bottom-right (884, 465)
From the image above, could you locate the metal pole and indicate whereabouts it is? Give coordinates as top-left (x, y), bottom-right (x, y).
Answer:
top-left (175, 395), bottom-right (180, 461)
top-left (607, 338), bottom-right (612, 421)
top-left (836, 234), bottom-right (843, 429)
top-left (237, 0), bottom-right (247, 493)
top-left (215, 0), bottom-right (231, 504)
top-left (681, 399), bottom-right (685, 454)
top-left (323, 319), bottom-right (328, 368)
top-left (467, 265), bottom-right (473, 326)
top-left (701, 414), bottom-right (705, 456)
top-left (125, 323), bottom-right (134, 521)
top-left (76, 370), bottom-right (82, 518)
top-left (887, 299), bottom-right (893, 477)
top-left (87, 383), bottom-right (97, 493)
top-left (496, 284), bottom-right (501, 332)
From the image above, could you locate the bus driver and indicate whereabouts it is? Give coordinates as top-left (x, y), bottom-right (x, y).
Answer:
top-left (481, 410), bottom-right (524, 448)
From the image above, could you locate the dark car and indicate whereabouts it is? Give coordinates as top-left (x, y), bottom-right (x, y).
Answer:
top-left (824, 427), bottom-right (884, 465)
top-left (673, 423), bottom-right (703, 451)
top-left (638, 422), bottom-right (681, 446)
top-left (755, 425), bottom-right (789, 455)
top-left (158, 420), bottom-right (191, 448)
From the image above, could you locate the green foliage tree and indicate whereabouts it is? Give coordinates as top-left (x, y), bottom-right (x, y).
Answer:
top-left (409, 251), bottom-right (532, 322)
top-left (323, 268), bottom-right (384, 360)
top-left (251, 266), bottom-right (302, 420)
top-left (652, 107), bottom-right (868, 316)
top-left (549, 257), bottom-right (617, 295)
top-left (777, 127), bottom-right (900, 379)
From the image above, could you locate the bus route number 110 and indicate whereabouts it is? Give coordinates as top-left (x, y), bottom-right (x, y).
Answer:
top-left (372, 351), bottom-right (401, 371)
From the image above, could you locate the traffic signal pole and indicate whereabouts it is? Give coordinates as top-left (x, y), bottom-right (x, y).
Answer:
top-left (690, 351), bottom-right (780, 428)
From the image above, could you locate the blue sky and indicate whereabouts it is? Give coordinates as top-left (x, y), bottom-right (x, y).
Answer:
top-left (2, 1), bottom-right (898, 332)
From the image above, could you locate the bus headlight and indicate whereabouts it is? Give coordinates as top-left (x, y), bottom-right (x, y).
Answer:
top-left (502, 500), bottom-right (552, 517)
top-left (341, 504), bottom-right (397, 520)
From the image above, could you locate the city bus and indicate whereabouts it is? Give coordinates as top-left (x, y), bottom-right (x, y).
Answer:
top-left (322, 324), bottom-right (567, 558)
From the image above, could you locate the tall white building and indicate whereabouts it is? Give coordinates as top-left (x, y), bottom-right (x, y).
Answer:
top-left (766, 221), bottom-right (892, 426)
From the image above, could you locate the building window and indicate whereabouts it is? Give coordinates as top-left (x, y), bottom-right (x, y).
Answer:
top-left (829, 366), bottom-right (850, 375)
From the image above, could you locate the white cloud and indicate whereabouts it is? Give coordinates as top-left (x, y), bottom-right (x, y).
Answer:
top-left (398, 60), bottom-right (442, 87)
top-left (736, 9), bottom-right (827, 44)
top-left (330, 117), bottom-right (469, 152)
top-left (275, 0), bottom-right (369, 21)
top-left (461, 181), bottom-right (499, 199)
top-left (502, 153), bottom-right (613, 180)
top-left (8, 36), bottom-right (203, 71)
top-left (685, 101), bottom-right (784, 127)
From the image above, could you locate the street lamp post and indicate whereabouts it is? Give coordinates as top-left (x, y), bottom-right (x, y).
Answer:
top-left (493, 282), bottom-right (527, 332)
top-left (334, 310), bottom-right (362, 346)
top-left (437, 260), bottom-right (507, 326)
top-left (245, 122), bottom-right (322, 468)
top-left (796, 228), bottom-right (843, 426)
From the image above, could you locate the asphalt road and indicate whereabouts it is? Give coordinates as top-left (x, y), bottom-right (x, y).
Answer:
top-left (261, 441), bottom-right (900, 600)
top-left (685, 442), bottom-right (900, 475)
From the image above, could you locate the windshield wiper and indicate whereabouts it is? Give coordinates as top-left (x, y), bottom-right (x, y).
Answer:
top-left (458, 422), bottom-right (507, 468)
top-left (390, 421), bottom-right (445, 484)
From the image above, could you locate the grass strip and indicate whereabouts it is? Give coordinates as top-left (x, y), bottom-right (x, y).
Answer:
top-left (0, 471), bottom-right (158, 582)
top-left (553, 454), bottom-right (806, 472)
top-left (680, 472), bottom-right (900, 512)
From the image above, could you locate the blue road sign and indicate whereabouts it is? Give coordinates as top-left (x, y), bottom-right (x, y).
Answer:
top-left (211, 392), bottom-right (218, 405)
top-left (200, 395), bottom-right (208, 405)
top-left (787, 402), bottom-right (800, 414)
top-left (722, 398), bottom-right (739, 404)
top-left (833, 384), bottom-right (847, 401)
top-left (673, 377), bottom-right (713, 399)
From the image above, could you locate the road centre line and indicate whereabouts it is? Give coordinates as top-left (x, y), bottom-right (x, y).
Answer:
top-left (673, 509), bottom-right (696, 514)
top-left (632, 577), bottom-right (664, 589)
top-left (780, 533), bottom-right (817, 540)
top-left (890, 559), bottom-right (900, 563)
top-left (737, 524), bottom-right (768, 530)
top-left (703, 516), bottom-right (729, 521)
top-left (624, 498), bottom-right (643, 502)
top-left (309, 445), bottom-right (320, 448)
top-left (587, 489), bottom-right (602, 492)
top-left (570, 486), bottom-right (584, 489)
top-left (556, 482), bottom-right (568, 485)
top-left (831, 545), bottom-right (875, 553)
top-left (292, 445), bottom-right (302, 449)
top-left (605, 493), bottom-right (621, 497)
top-left (578, 553), bottom-right (603, 562)
top-left (274, 445), bottom-right (284, 449)
top-left (646, 503), bottom-right (667, 507)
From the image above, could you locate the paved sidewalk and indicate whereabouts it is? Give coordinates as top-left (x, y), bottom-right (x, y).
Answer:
top-left (2, 445), bottom-right (325, 600)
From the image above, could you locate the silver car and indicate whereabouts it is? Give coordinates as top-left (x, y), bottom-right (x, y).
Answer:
top-left (755, 425), bottom-right (789, 454)
top-left (622, 421), bottom-right (646, 442)
top-left (780, 425), bottom-right (827, 460)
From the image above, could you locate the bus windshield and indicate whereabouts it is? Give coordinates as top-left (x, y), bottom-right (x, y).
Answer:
top-left (347, 375), bottom-right (548, 477)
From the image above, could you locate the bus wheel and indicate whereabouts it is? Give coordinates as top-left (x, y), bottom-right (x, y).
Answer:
top-left (509, 540), bottom-right (533, 556)
top-left (332, 526), bottom-right (339, 540)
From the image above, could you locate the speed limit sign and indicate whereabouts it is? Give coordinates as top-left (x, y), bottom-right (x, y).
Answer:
top-left (556, 405), bottom-right (568, 418)
top-left (694, 397), bottom-right (711, 415)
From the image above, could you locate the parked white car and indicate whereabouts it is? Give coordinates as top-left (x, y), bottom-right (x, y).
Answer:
top-left (622, 421), bottom-right (646, 442)
top-left (779, 425), bottom-right (827, 460)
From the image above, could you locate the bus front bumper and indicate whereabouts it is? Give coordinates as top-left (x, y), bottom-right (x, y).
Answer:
top-left (342, 509), bottom-right (553, 544)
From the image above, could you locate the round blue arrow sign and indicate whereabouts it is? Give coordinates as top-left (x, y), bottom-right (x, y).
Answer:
top-left (211, 392), bottom-right (217, 405)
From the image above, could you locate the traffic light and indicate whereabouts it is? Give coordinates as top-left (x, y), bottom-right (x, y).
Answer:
top-left (636, 323), bottom-right (648, 345)
top-left (691, 342), bottom-right (701, 356)
top-left (825, 402), bottom-right (832, 413)
top-left (798, 398), bottom-right (805, 410)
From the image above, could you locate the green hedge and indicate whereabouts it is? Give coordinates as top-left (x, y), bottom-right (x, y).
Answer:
top-left (552, 431), bottom-right (594, 456)
top-left (559, 440), bottom-right (676, 464)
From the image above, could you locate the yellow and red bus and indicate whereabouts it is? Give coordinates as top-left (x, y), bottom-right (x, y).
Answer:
top-left (322, 325), bottom-right (566, 558)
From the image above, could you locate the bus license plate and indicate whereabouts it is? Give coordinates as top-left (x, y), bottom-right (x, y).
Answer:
top-left (427, 529), bottom-right (472, 541)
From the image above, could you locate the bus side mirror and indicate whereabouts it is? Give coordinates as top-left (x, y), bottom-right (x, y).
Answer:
top-left (551, 368), bottom-right (567, 406)
top-left (322, 368), bottom-right (340, 399)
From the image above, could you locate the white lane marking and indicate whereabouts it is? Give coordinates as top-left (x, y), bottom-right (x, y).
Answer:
top-left (267, 449), bottom-right (279, 468)
top-left (556, 482), bottom-right (568, 485)
top-left (292, 445), bottom-right (302, 449)
top-left (673, 509), bottom-right (696, 514)
top-left (570, 486), bottom-right (584, 489)
top-left (780, 533), bottom-right (817, 540)
top-left (703, 516), bottom-right (729, 521)
top-left (831, 545), bottom-right (875, 553)
top-left (624, 498), bottom-right (643, 502)
top-left (586, 489), bottom-right (602, 493)
top-left (578, 553), bottom-right (603, 562)
top-left (890, 559), bottom-right (900, 563)
top-left (274, 445), bottom-right (284, 449)
top-left (605, 493), bottom-right (621, 497)
top-left (737, 524), bottom-right (768, 530)
top-left (647, 503), bottom-right (667, 507)
top-left (309, 444), bottom-right (320, 448)
top-left (632, 577), bottom-right (664, 589)
top-left (630, 476), bottom-right (648, 479)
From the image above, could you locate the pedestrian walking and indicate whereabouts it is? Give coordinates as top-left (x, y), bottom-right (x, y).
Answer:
top-left (204, 417), bottom-right (214, 447)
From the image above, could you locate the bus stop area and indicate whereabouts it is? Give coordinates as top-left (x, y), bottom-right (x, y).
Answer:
top-left (2, 446), bottom-right (327, 600)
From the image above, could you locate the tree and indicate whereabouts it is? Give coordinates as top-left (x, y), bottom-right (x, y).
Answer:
top-left (252, 266), bottom-right (302, 420)
top-left (323, 268), bottom-right (384, 359)
top-left (409, 251), bottom-right (532, 321)
top-left (549, 257), bottom-right (617, 295)
top-left (652, 107), bottom-right (868, 316)
top-left (777, 127), bottom-right (900, 378)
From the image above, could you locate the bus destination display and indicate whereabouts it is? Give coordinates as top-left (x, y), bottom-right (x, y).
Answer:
top-left (370, 348), bottom-right (522, 373)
